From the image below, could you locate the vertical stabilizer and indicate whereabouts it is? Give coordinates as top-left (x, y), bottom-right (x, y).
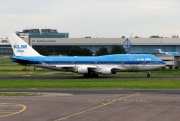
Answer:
top-left (155, 49), bottom-right (163, 53)
top-left (8, 34), bottom-right (41, 56)
top-left (157, 49), bottom-right (163, 53)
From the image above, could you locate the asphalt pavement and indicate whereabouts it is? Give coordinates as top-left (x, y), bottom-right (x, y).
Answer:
top-left (0, 89), bottom-right (180, 121)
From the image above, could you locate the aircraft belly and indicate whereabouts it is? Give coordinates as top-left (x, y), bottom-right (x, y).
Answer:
top-left (122, 65), bottom-right (139, 71)
top-left (127, 65), bottom-right (161, 71)
top-left (145, 64), bottom-right (164, 70)
top-left (124, 64), bottom-right (164, 71)
top-left (132, 65), bottom-right (140, 71)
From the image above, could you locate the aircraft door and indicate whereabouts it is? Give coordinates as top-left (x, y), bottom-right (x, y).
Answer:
top-left (141, 60), bottom-right (146, 70)
top-left (142, 61), bottom-right (146, 66)
top-left (71, 61), bottom-right (76, 66)
top-left (121, 61), bottom-right (124, 67)
top-left (94, 61), bottom-right (98, 66)
top-left (129, 55), bottom-right (133, 60)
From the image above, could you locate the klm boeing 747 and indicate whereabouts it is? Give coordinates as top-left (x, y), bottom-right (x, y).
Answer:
top-left (8, 34), bottom-right (166, 77)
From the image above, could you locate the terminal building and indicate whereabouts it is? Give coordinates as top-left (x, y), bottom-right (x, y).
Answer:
top-left (0, 28), bottom-right (180, 66)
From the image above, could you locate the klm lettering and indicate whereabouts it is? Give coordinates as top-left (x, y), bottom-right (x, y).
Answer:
top-left (14, 45), bottom-right (27, 49)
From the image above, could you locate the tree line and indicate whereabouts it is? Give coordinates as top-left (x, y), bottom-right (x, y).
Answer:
top-left (69, 45), bottom-right (126, 56)
top-left (34, 45), bottom-right (126, 56)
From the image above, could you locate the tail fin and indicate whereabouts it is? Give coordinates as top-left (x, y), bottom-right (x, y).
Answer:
top-left (8, 34), bottom-right (41, 56)
top-left (155, 49), bottom-right (163, 53)
top-left (157, 49), bottom-right (163, 53)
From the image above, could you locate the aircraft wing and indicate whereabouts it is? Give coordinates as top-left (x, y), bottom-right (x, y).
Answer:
top-left (55, 65), bottom-right (97, 72)
top-left (39, 62), bottom-right (98, 70)
top-left (55, 65), bottom-right (97, 69)
top-left (55, 65), bottom-right (76, 68)
top-left (111, 66), bottom-right (127, 71)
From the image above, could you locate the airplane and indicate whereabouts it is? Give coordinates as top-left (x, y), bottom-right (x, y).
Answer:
top-left (8, 34), bottom-right (166, 77)
top-left (155, 49), bottom-right (179, 55)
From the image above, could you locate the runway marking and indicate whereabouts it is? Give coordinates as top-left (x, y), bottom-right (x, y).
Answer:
top-left (55, 93), bottom-right (140, 121)
top-left (0, 102), bottom-right (26, 118)
top-left (88, 99), bottom-right (146, 103)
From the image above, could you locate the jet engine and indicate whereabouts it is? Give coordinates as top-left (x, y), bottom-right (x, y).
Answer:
top-left (77, 68), bottom-right (88, 74)
top-left (101, 68), bottom-right (112, 75)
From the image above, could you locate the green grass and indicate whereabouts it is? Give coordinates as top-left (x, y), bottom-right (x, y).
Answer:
top-left (0, 64), bottom-right (180, 76)
top-left (0, 64), bottom-right (78, 76)
top-left (0, 62), bottom-right (180, 89)
top-left (0, 57), bottom-right (12, 63)
top-left (0, 79), bottom-right (180, 89)
top-left (0, 92), bottom-right (41, 96)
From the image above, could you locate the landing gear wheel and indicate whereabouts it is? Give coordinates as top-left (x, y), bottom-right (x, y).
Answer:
top-left (83, 74), bottom-right (90, 78)
top-left (93, 74), bottom-right (99, 78)
top-left (83, 73), bottom-right (99, 78)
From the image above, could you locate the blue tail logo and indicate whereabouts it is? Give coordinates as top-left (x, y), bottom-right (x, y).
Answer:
top-left (13, 45), bottom-right (27, 49)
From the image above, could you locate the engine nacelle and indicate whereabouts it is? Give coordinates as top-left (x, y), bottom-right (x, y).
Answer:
top-left (101, 68), bottom-right (112, 75)
top-left (77, 68), bottom-right (88, 74)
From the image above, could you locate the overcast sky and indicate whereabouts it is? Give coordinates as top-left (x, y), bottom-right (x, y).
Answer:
top-left (0, 0), bottom-right (179, 38)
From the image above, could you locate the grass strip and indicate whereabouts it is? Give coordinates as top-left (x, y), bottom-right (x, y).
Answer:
top-left (0, 65), bottom-right (180, 76)
top-left (0, 79), bottom-right (180, 89)
top-left (0, 92), bottom-right (41, 96)
top-left (0, 57), bottom-right (12, 63)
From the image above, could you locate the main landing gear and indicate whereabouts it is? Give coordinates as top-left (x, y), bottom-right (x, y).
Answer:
top-left (147, 71), bottom-right (151, 77)
top-left (83, 73), bottom-right (99, 78)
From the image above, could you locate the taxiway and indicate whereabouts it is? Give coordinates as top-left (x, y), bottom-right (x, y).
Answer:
top-left (0, 89), bottom-right (180, 121)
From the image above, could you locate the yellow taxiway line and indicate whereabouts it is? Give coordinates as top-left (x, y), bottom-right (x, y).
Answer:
top-left (55, 93), bottom-right (140, 121)
top-left (0, 102), bottom-right (26, 118)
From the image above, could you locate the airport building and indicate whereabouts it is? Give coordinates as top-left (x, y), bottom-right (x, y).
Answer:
top-left (0, 28), bottom-right (180, 66)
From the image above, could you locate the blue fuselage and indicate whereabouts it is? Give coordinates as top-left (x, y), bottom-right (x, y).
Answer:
top-left (11, 54), bottom-right (164, 64)
top-left (12, 54), bottom-right (165, 71)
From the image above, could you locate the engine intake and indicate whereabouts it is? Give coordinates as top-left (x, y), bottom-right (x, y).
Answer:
top-left (101, 68), bottom-right (112, 75)
top-left (77, 68), bottom-right (88, 74)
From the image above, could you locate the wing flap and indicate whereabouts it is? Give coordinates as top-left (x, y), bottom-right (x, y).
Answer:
top-left (55, 65), bottom-right (76, 68)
